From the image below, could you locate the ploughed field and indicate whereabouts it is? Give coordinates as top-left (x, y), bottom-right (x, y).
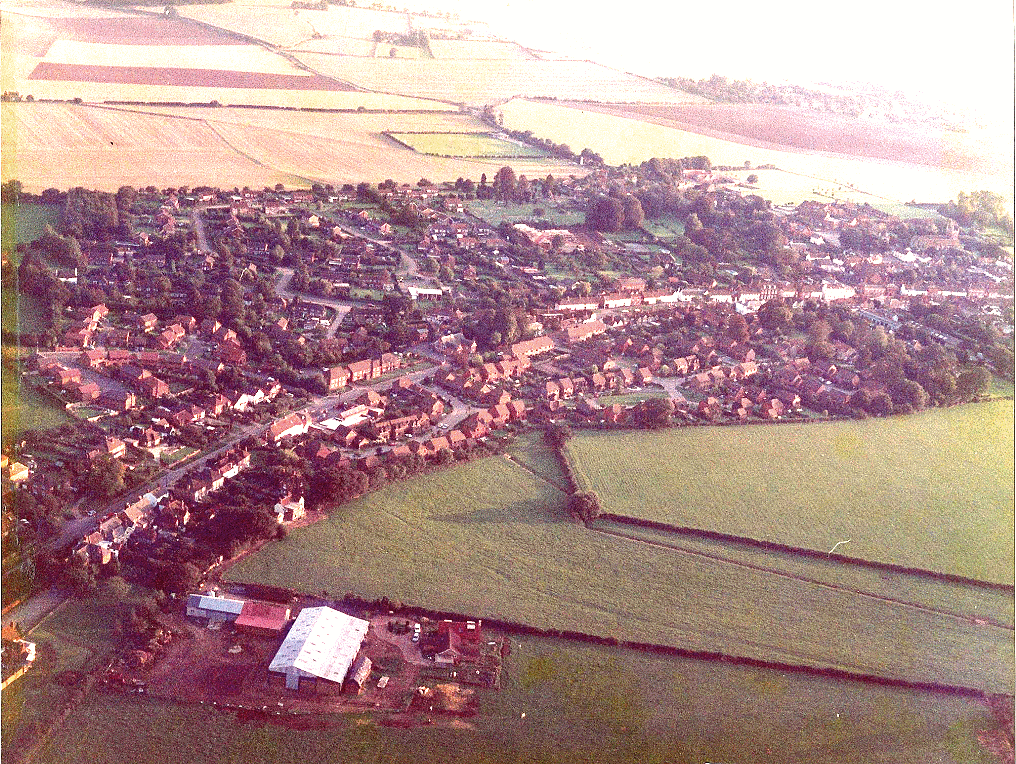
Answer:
top-left (565, 401), bottom-right (1015, 584)
top-left (227, 447), bottom-right (1014, 693)
top-left (29, 636), bottom-right (1005, 764)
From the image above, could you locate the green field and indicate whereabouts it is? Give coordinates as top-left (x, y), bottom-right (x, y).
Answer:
top-left (641, 213), bottom-right (686, 239)
top-left (2, 368), bottom-right (72, 445)
top-left (1, 201), bottom-right (59, 336)
top-left (227, 453), bottom-right (1012, 691)
top-left (30, 634), bottom-right (1002, 764)
top-left (388, 132), bottom-right (547, 158)
top-left (565, 402), bottom-right (1015, 583)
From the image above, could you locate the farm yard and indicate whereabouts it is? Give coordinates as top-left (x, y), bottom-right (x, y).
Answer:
top-left (564, 401), bottom-right (1015, 584)
top-left (387, 132), bottom-right (547, 158)
top-left (2, 103), bottom-right (584, 192)
top-left (27, 634), bottom-right (1006, 764)
top-left (226, 450), bottom-right (1013, 693)
top-left (497, 99), bottom-right (1014, 203)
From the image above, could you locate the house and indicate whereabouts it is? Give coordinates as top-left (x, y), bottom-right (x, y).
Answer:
top-left (100, 389), bottom-right (136, 412)
top-left (137, 375), bottom-right (170, 399)
top-left (269, 412), bottom-right (311, 444)
top-left (510, 337), bottom-right (555, 358)
top-left (323, 365), bottom-right (351, 392)
top-left (7, 462), bottom-right (29, 483)
top-left (562, 320), bottom-right (607, 344)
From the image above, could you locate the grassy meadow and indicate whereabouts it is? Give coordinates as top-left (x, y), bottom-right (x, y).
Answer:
top-left (30, 634), bottom-right (1003, 764)
top-left (227, 452), bottom-right (1013, 691)
top-left (565, 402), bottom-right (1015, 583)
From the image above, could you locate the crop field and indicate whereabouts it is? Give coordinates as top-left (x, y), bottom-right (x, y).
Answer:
top-left (1, 103), bottom-right (296, 192)
top-left (2, 103), bottom-right (581, 191)
top-left (388, 132), bottom-right (547, 158)
top-left (586, 101), bottom-right (1011, 178)
top-left (29, 636), bottom-right (1004, 764)
top-left (227, 453), bottom-right (1012, 691)
top-left (499, 99), bottom-right (1014, 203)
top-left (1, 7), bottom-right (450, 111)
top-left (428, 39), bottom-right (534, 60)
top-left (180, 2), bottom-right (436, 49)
top-left (565, 402), bottom-right (1015, 583)
top-left (291, 55), bottom-right (703, 105)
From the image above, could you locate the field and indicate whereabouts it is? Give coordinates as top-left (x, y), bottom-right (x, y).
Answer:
top-left (498, 99), bottom-right (1014, 203)
top-left (226, 452), bottom-right (1013, 691)
top-left (0, 6), bottom-right (448, 111)
top-left (583, 101), bottom-right (1012, 178)
top-left (387, 132), bottom-right (547, 158)
top-left (564, 402), bottom-right (1015, 583)
top-left (291, 55), bottom-right (702, 106)
top-left (3, 103), bottom-right (582, 192)
top-left (28, 635), bottom-right (1004, 764)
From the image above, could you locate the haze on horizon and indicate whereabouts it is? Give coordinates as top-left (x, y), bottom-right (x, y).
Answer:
top-left (415, 0), bottom-right (1014, 128)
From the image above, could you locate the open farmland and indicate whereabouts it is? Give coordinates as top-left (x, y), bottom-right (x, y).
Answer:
top-left (28, 639), bottom-right (1004, 764)
top-left (1, 102), bottom-right (296, 191)
top-left (227, 454), bottom-right (1013, 691)
top-left (565, 402), bottom-right (1015, 584)
top-left (0, 7), bottom-right (446, 110)
top-left (2, 103), bottom-right (574, 191)
top-left (388, 131), bottom-right (547, 158)
top-left (498, 99), bottom-right (1014, 203)
top-left (579, 101), bottom-right (1012, 178)
top-left (291, 55), bottom-right (704, 105)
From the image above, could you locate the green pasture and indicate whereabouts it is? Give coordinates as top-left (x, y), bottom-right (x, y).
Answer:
top-left (31, 635), bottom-right (1000, 764)
top-left (227, 451), bottom-right (1012, 691)
top-left (564, 401), bottom-right (1015, 583)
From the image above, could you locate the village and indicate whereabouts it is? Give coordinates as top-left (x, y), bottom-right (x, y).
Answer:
top-left (1, 161), bottom-right (1013, 730)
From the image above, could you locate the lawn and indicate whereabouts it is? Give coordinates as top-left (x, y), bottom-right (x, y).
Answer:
top-left (31, 635), bottom-right (1002, 764)
top-left (641, 213), bottom-right (686, 239)
top-left (990, 375), bottom-right (1014, 397)
top-left (161, 446), bottom-right (199, 465)
top-left (564, 401), bottom-right (1015, 583)
top-left (227, 453), bottom-right (1013, 691)
top-left (387, 132), bottom-right (547, 158)
top-left (466, 199), bottom-right (586, 227)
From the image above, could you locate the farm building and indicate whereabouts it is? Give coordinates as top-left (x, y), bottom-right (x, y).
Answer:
top-left (346, 655), bottom-right (372, 694)
top-left (268, 607), bottom-right (369, 692)
top-left (185, 592), bottom-right (246, 624)
top-left (234, 601), bottom-right (292, 636)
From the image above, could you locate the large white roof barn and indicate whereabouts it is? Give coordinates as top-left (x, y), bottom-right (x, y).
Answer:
top-left (268, 607), bottom-right (369, 691)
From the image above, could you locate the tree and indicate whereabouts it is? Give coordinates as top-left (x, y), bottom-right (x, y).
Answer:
top-left (889, 379), bottom-right (928, 413)
top-left (955, 366), bottom-right (991, 400)
top-left (621, 195), bottom-right (645, 230)
top-left (746, 174), bottom-right (759, 184)
top-left (725, 314), bottom-right (749, 343)
top-left (492, 166), bottom-right (517, 203)
top-left (568, 492), bottom-right (601, 522)
top-left (89, 455), bottom-right (125, 499)
top-left (587, 197), bottom-right (625, 232)
top-left (637, 397), bottom-right (675, 429)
